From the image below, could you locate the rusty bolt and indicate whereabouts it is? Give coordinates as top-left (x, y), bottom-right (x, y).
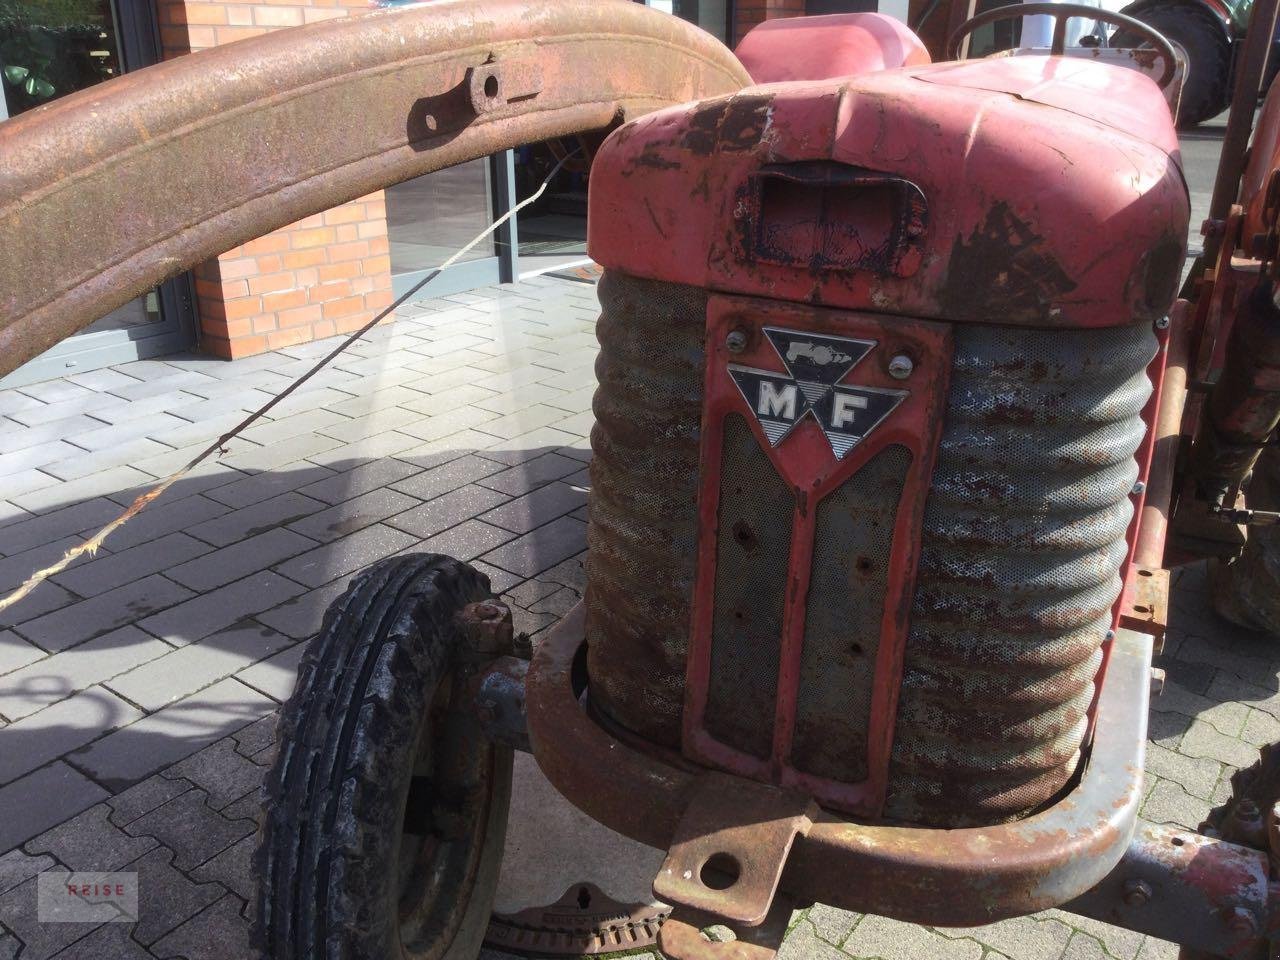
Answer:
top-left (1155, 316), bottom-right (1170, 330)
top-left (1222, 906), bottom-right (1259, 937)
top-left (457, 600), bottom-right (515, 656)
top-left (888, 355), bottom-right (914, 380)
top-left (1132, 481), bottom-right (1146, 496)
top-left (513, 632), bottom-right (533, 661)
top-left (1122, 879), bottom-right (1152, 907)
top-left (726, 329), bottom-right (748, 354)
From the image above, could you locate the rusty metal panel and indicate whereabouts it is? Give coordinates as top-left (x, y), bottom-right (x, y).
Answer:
top-left (887, 321), bottom-right (1158, 826)
top-left (704, 413), bottom-right (792, 760)
top-left (585, 272), bottom-right (708, 749)
top-left (792, 444), bottom-right (911, 784)
top-left (0, 0), bottom-right (751, 377)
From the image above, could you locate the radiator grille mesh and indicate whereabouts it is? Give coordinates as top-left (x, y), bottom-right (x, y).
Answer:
top-left (704, 413), bottom-right (794, 759)
top-left (791, 445), bottom-right (912, 783)
top-left (886, 321), bottom-right (1157, 826)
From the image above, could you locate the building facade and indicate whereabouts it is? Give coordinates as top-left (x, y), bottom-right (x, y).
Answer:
top-left (1, 0), bottom-right (865, 385)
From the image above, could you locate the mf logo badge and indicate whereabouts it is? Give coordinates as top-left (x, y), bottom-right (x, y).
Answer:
top-left (729, 328), bottom-right (907, 459)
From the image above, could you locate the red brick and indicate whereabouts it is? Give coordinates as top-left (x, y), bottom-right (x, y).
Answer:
top-left (323, 205), bottom-right (367, 226)
top-left (267, 327), bottom-right (313, 350)
top-left (253, 6), bottom-right (304, 26)
top-left (311, 319), bottom-right (337, 339)
top-left (256, 254), bottom-right (283, 273)
top-left (327, 240), bottom-right (371, 263)
top-left (278, 304), bottom-right (324, 329)
top-left (318, 261), bottom-right (361, 283)
top-left (282, 248), bottom-right (327, 269)
top-left (356, 220), bottom-right (386, 240)
top-left (289, 213), bottom-right (326, 230)
top-left (247, 271), bottom-right (297, 296)
top-left (252, 314), bottom-right (277, 334)
top-left (322, 296), bottom-right (365, 320)
top-left (335, 312), bottom-right (372, 334)
top-left (367, 235), bottom-right (389, 255)
top-left (227, 334), bottom-right (270, 358)
top-left (294, 268), bottom-right (320, 288)
top-left (213, 25), bottom-right (269, 43)
top-left (310, 281), bottom-right (353, 303)
top-left (362, 254), bottom-right (391, 277)
top-left (292, 227), bottom-right (335, 249)
top-left (241, 232), bottom-right (290, 256)
top-left (223, 317), bottom-right (253, 339)
top-left (263, 288), bottom-right (308, 312)
top-left (220, 296), bottom-right (263, 321)
top-left (216, 257), bottom-right (257, 280)
top-left (182, 3), bottom-right (229, 24)
top-left (334, 224), bottom-right (359, 243)
top-left (365, 290), bottom-right (394, 311)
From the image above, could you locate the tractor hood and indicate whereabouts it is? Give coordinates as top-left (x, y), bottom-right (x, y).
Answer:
top-left (588, 57), bottom-right (1189, 329)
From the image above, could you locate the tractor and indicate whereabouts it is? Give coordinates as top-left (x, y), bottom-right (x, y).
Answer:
top-left (3, 0), bottom-right (1280, 957)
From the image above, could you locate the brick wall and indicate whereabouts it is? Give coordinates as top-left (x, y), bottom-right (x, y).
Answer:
top-left (733, 0), bottom-right (806, 46)
top-left (156, 1), bottom-right (394, 358)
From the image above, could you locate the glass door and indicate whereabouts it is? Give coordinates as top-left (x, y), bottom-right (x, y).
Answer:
top-left (0, 0), bottom-right (195, 388)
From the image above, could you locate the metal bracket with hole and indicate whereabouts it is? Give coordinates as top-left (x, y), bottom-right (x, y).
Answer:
top-left (466, 60), bottom-right (543, 114)
top-left (652, 772), bottom-right (817, 959)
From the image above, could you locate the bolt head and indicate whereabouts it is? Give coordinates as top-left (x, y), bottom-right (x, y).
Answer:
top-left (1155, 316), bottom-right (1171, 330)
top-left (1122, 878), bottom-right (1152, 907)
top-left (726, 329), bottom-right (748, 354)
top-left (888, 355), bottom-right (914, 380)
top-left (1132, 481), bottom-right (1146, 496)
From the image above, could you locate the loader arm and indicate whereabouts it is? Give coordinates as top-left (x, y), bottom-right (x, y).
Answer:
top-left (0, 0), bottom-right (751, 378)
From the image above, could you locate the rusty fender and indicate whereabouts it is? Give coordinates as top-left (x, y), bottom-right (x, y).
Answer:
top-left (0, 0), bottom-right (750, 378)
top-left (528, 605), bottom-right (1159, 926)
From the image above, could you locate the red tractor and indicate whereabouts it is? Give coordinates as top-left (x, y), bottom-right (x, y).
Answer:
top-left (2, 0), bottom-right (1280, 957)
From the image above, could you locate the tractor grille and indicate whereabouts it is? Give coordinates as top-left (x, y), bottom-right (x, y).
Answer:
top-left (885, 320), bottom-right (1156, 826)
top-left (704, 413), bottom-right (793, 758)
top-left (587, 270), bottom-right (1156, 827)
top-left (585, 271), bottom-right (707, 749)
top-left (792, 445), bottom-right (911, 783)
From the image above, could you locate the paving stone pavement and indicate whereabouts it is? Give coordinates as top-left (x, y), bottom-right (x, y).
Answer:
top-left (0, 274), bottom-right (1268, 959)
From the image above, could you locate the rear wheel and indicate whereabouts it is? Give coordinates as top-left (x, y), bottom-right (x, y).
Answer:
top-left (1115, 3), bottom-right (1231, 128)
top-left (255, 553), bottom-right (512, 960)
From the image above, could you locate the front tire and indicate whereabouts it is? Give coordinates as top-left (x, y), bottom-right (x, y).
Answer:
top-left (1115, 3), bottom-right (1232, 128)
top-left (255, 554), bottom-right (512, 960)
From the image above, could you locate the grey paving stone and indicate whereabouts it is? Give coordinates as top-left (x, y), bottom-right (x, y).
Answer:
top-left (0, 762), bottom-right (108, 853)
top-left (0, 468), bottom-right (60, 502)
top-left (51, 533), bottom-right (210, 600)
top-left (501, 578), bottom-right (560, 610)
top-left (106, 775), bottom-right (193, 829)
top-left (417, 520), bottom-right (515, 563)
top-left (274, 523), bottom-right (419, 588)
top-left (67, 414), bottom-right (189, 453)
top-left (150, 892), bottom-right (253, 960)
top-left (481, 515), bottom-right (587, 578)
top-left (297, 456), bottom-right (421, 505)
top-left (1046, 910), bottom-right (1144, 960)
top-left (238, 407), bottom-right (351, 448)
top-left (230, 712), bottom-right (277, 756)
top-left (390, 453), bottom-right (507, 501)
top-left (0, 412), bottom-right (103, 455)
top-left (0, 390), bottom-right (47, 416)
top-left (26, 804), bottom-right (156, 871)
top-left (0, 632), bottom-right (43, 677)
top-left (235, 642), bottom-right (305, 703)
top-left (0, 685), bottom-right (143, 782)
top-left (166, 528), bottom-right (317, 593)
top-left (42, 437), bottom-right (176, 483)
top-left (162, 738), bottom-right (267, 811)
top-left (0, 849), bottom-right (55, 897)
top-left (0, 866), bottom-right (101, 960)
top-left (481, 482), bottom-right (588, 535)
top-left (104, 371), bottom-right (219, 403)
top-left (1, 581), bottom-right (79, 635)
top-left (1150, 678), bottom-right (1248, 737)
top-left (1242, 706), bottom-right (1280, 747)
top-left (252, 580), bottom-right (347, 640)
top-left (218, 432), bottom-right (344, 477)
top-left (285, 488), bottom-right (419, 543)
top-left (474, 404), bottom-right (577, 441)
top-left (1206, 670), bottom-right (1280, 721)
top-left (1178, 718), bottom-right (1260, 768)
top-left (0, 498), bottom-right (122, 557)
top-left (475, 452), bottom-right (584, 497)
top-left (16, 575), bottom-right (195, 653)
top-left (0, 440), bottom-right (85, 479)
top-left (8, 465), bottom-right (153, 518)
top-left (203, 460), bottom-right (337, 510)
top-left (385, 483), bottom-right (510, 540)
top-left (46, 920), bottom-right (151, 959)
top-left (528, 586), bottom-right (580, 617)
top-left (1141, 777), bottom-right (1211, 829)
top-left (776, 919), bottom-right (849, 960)
top-left (124, 789), bottom-right (254, 873)
top-left (138, 571), bottom-right (305, 647)
top-left (304, 430), bottom-right (428, 469)
top-left (478, 426), bottom-right (581, 467)
top-left (398, 406), bottom-right (501, 446)
top-left (316, 405), bottom-right (426, 444)
top-left (184, 492), bottom-right (324, 549)
top-left (1143, 741), bottom-right (1221, 800)
top-left (69, 679), bottom-right (275, 789)
top-left (106, 622), bottom-right (293, 713)
top-left (96, 494), bottom-right (229, 552)
top-left (850, 915), bottom-right (986, 960)
top-left (190, 833), bottom-right (255, 904)
top-left (806, 903), bottom-right (861, 947)
top-left (470, 561), bottom-right (522, 594)
top-left (1136, 936), bottom-right (1180, 960)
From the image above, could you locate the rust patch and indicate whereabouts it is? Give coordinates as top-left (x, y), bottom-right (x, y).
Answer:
top-left (941, 202), bottom-right (1077, 322)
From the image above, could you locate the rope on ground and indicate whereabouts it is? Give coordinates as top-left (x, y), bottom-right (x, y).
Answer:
top-left (0, 150), bottom-right (580, 616)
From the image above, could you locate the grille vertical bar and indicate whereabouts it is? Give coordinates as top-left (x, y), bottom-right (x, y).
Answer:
top-left (704, 413), bottom-right (794, 760)
top-left (791, 445), bottom-right (912, 783)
